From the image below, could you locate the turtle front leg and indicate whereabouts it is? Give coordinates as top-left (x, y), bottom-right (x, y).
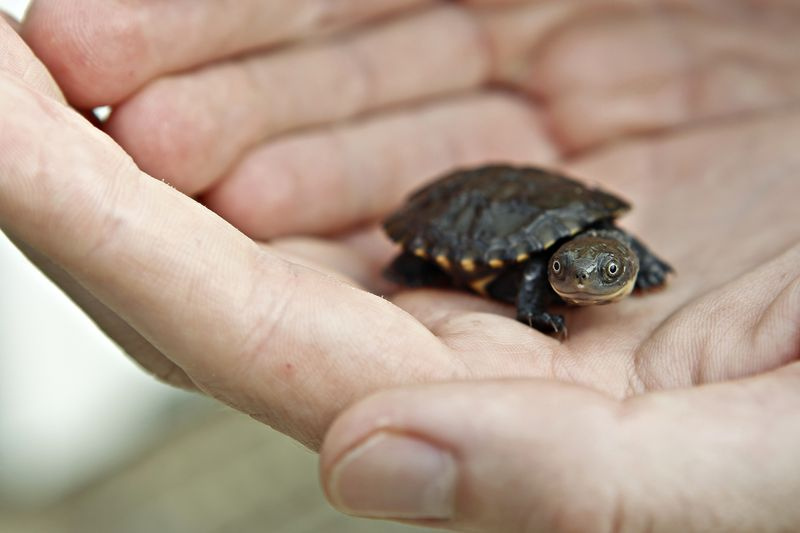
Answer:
top-left (596, 222), bottom-right (674, 291)
top-left (627, 236), bottom-right (674, 291)
top-left (516, 258), bottom-right (566, 338)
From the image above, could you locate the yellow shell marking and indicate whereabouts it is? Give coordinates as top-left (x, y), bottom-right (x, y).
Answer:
top-left (516, 253), bottom-right (529, 262)
top-left (469, 275), bottom-right (497, 296)
top-left (436, 255), bottom-right (451, 270)
top-left (414, 248), bottom-right (428, 259)
top-left (489, 258), bottom-right (504, 269)
top-left (460, 258), bottom-right (476, 272)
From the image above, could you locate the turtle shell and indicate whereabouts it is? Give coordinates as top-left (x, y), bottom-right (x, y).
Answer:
top-left (384, 165), bottom-right (630, 268)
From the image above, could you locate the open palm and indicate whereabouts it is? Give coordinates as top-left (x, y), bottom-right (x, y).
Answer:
top-left (5, 0), bottom-right (799, 450)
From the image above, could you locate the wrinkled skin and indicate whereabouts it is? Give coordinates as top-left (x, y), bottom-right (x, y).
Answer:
top-left (2, 1), bottom-right (799, 531)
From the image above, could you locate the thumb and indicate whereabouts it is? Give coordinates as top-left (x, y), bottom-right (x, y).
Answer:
top-left (321, 380), bottom-right (622, 532)
top-left (320, 368), bottom-right (800, 532)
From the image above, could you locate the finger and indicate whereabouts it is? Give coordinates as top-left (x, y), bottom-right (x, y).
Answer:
top-left (322, 380), bottom-right (617, 528)
top-left (392, 290), bottom-right (514, 324)
top-left (104, 5), bottom-right (494, 194)
top-left (488, 1), bottom-right (800, 151)
top-left (321, 365), bottom-right (800, 531)
top-left (391, 290), bottom-right (561, 377)
top-left (267, 237), bottom-right (379, 292)
top-left (204, 92), bottom-right (557, 238)
top-left (0, 16), bottom-right (62, 99)
top-left (8, 238), bottom-right (196, 390)
top-left (270, 232), bottom-right (562, 380)
top-left (297, 225), bottom-right (401, 291)
top-left (274, 232), bottom-right (564, 380)
top-left (340, 226), bottom-right (399, 277)
top-left (0, 72), bottom-right (456, 448)
top-left (22, 0), bottom-right (434, 107)
top-left (0, 16), bottom-right (191, 386)
top-left (636, 243), bottom-right (800, 389)
top-left (271, 226), bottom-right (410, 297)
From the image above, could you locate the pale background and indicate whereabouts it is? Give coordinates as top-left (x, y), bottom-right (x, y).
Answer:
top-left (0, 2), bottom-right (432, 531)
top-left (0, 0), bottom-right (183, 506)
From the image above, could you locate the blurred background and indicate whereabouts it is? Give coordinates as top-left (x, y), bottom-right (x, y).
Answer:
top-left (0, 1), bottom-right (433, 531)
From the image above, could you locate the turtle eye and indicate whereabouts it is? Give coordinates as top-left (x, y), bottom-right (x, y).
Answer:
top-left (552, 260), bottom-right (561, 273)
top-left (606, 261), bottom-right (620, 278)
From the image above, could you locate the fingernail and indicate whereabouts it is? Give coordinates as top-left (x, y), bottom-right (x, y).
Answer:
top-left (327, 431), bottom-right (457, 520)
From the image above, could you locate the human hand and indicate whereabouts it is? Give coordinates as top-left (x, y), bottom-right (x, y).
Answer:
top-left (22, 0), bottom-right (800, 230)
top-left (321, 351), bottom-right (800, 532)
top-left (309, 102), bottom-right (800, 533)
top-left (7, 0), bottom-right (799, 454)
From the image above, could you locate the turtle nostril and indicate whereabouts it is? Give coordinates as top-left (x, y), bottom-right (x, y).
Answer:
top-left (576, 271), bottom-right (589, 281)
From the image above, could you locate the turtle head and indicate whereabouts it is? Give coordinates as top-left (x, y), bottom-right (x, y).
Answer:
top-left (547, 231), bottom-right (639, 306)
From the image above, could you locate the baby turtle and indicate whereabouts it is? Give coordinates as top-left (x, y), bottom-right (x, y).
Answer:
top-left (383, 165), bottom-right (672, 337)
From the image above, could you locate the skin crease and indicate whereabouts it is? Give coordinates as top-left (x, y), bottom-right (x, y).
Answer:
top-left (2, 1), bottom-right (799, 531)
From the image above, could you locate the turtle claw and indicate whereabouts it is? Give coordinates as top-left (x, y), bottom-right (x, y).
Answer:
top-left (518, 311), bottom-right (567, 340)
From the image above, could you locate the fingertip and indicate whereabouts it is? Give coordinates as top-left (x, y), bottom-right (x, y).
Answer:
top-left (105, 80), bottom-right (219, 193)
top-left (203, 152), bottom-right (299, 239)
top-left (324, 430), bottom-right (458, 521)
top-left (0, 16), bottom-right (63, 100)
top-left (23, 0), bottom-right (149, 106)
top-left (321, 381), bottom-right (622, 529)
top-left (320, 387), bottom-right (436, 517)
top-left (205, 134), bottom-right (349, 239)
top-left (320, 388), bottom-right (409, 474)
